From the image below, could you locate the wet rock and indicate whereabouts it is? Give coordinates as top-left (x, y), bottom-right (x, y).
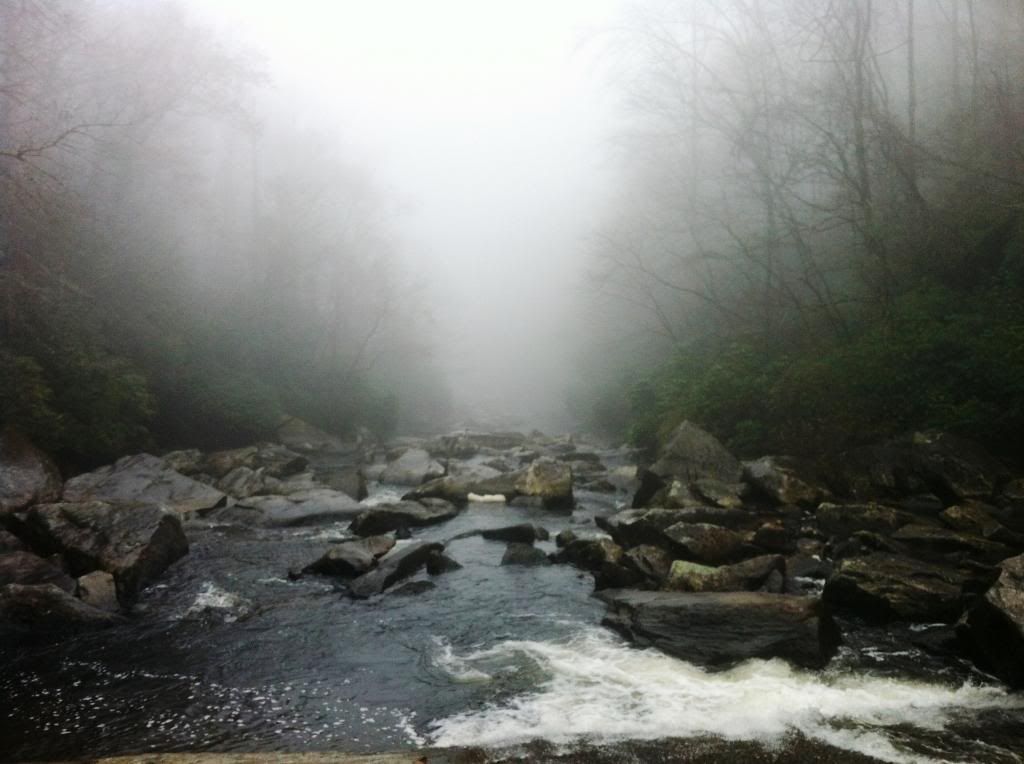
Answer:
top-left (500, 542), bottom-right (550, 567)
top-left (941, 502), bottom-right (1024, 546)
top-left (555, 529), bottom-right (577, 548)
top-left (743, 456), bottom-right (829, 507)
top-left (20, 501), bottom-right (188, 606)
top-left (160, 448), bottom-right (204, 475)
top-left (380, 448), bottom-right (446, 486)
top-left (664, 555), bottom-right (785, 593)
top-left (215, 466), bottom-right (265, 499)
top-left (348, 541), bottom-right (444, 598)
top-left (0, 529), bottom-right (27, 553)
top-left (317, 467), bottom-right (368, 501)
top-left (891, 524), bottom-right (1012, 564)
top-left (814, 503), bottom-right (918, 538)
top-left (229, 490), bottom-right (362, 527)
top-left (623, 544), bottom-right (673, 584)
top-left (508, 495), bottom-right (545, 509)
top-left (649, 421), bottom-right (743, 486)
top-left (515, 459), bottom-right (574, 510)
top-left (0, 429), bottom-right (61, 515)
top-left (63, 454), bottom-right (226, 517)
top-left (0, 551), bottom-right (75, 592)
top-left (304, 535), bottom-right (396, 577)
top-left (0, 583), bottom-right (126, 632)
top-left (690, 479), bottom-right (746, 509)
top-left (76, 570), bottom-right (119, 612)
top-left (961, 553), bottom-right (1024, 687)
top-left (426, 550), bottom-right (462, 575)
top-left (426, 433), bottom-right (479, 460)
top-left (404, 471), bottom-right (519, 505)
top-left (753, 522), bottom-right (794, 554)
top-left (823, 553), bottom-right (967, 623)
top-left (553, 537), bottom-right (623, 572)
top-left (203, 444), bottom-right (308, 480)
top-left (598, 589), bottom-right (839, 669)
top-left (661, 522), bottom-right (746, 565)
top-left (597, 508), bottom-right (751, 551)
top-left (349, 500), bottom-right (458, 536)
top-left (787, 554), bottom-right (833, 581)
top-left (450, 524), bottom-right (548, 544)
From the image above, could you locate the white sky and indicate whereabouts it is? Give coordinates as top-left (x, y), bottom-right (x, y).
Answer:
top-left (188, 0), bottom-right (625, 428)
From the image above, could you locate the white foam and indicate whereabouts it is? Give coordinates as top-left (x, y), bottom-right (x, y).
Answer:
top-left (428, 627), bottom-right (1022, 763)
top-left (184, 583), bottom-right (252, 622)
top-left (468, 493), bottom-right (507, 503)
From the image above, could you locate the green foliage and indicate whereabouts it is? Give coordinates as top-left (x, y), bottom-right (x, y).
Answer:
top-left (0, 341), bottom-right (155, 464)
top-left (592, 279), bottom-right (1024, 459)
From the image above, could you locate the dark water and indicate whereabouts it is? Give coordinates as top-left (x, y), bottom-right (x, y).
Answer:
top-left (2, 473), bottom-right (1023, 763)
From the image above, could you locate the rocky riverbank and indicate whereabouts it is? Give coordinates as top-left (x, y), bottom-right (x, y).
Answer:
top-left (3, 417), bottom-right (1024, 761)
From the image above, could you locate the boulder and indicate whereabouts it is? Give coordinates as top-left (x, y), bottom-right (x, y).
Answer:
top-left (814, 503), bottom-right (918, 538)
top-left (215, 466), bottom-right (266, 499)
top-left (0, 529), bottom-right (27, 553)
top-left (304, 535), bottom-right (396, 577)
top-left (20, 501), bottom-right (188, 606)
top-left (891, 524), bottom-right (1013, 565)
top-left (597, 508), bottom-right (751, 550)
top-left (661, 523), bottom-right (747, 565)
top-left (823, 552), bottom-right (967, 623)
top-left (227, 490), bottom-right (362, 527)
top-left (0, 551), bottom-right (75, 592)
top-left (318, 467), bottom-right (368, 501)
top-left (463, 432), bottom-right (528, 450)
top-left (555, 529), bottom-right (577, 548)
top-left (664, 555), bottom-right (785, 593)
top-left (380, 448), bottom-right (446, 486)
top-left (0, 583), bottom-right (125, 632)
top-left (276, 416), bottom-right (349, 453)
top-left (160, 449), bottom-right (204, 475)
top-left (553, 537), bottom-right (623, 572)
top-left (515, 459), bottom-right (574, 509)
top-left (450, 524), bottom-right (548, 544)
top-left (961, 553), bottom-right (1024, 687)
top-left (203, 443), bottom-right (308, 480)
top-left (649, 422), bottom-right (742, 486)
top-left (598, 589), bottom-right (839, 669)
top-left (347, 541), bottom-right (443, 598)
top-left (426, 550), bottom-right (462, 575)
top-left (500, 542), bottom-right (550, 567)
top-left (426, 433), bottom-right (479, 460)
top-left (404, 471), bottom-right (519, 505)
top-left (941, 502), bottom-right (1023, 546)
top-left (752, 522), bottom-right (794, 554)
top-left (743, 456), bottom-right (829, 507)
top-left (76, 571), bottom-right (119, 612)
top-left (690, 479), bottom-right (746, 510)
top-left (623, 544), bottom-right (673, 584)
top-left (349, 500), bottom-right (459, 536)
top-left (0, 429), bottom-right (61, 515)
top-left (62, 454), bottom-right (226, 516)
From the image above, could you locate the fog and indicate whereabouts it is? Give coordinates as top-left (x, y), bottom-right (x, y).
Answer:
top-left (189, 0), bottom-right (623, 431)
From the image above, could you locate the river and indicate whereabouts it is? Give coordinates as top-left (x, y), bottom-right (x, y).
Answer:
top-left (2, 452), bottom-right (1023, 763)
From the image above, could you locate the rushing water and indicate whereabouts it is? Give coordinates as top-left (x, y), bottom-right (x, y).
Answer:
top-left (2, 468), bottom-right (1023, 763)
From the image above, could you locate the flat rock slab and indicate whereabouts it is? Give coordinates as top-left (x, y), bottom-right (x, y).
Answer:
top-left (63, 454), bottom-right (225, 516)
top-left (349, 501), bottom-right (458, 536)
top-left (598, 588), bottom-right (840, 669)
top-left (0, 429), bottom-right (61, 514)
top-left (823, 552), bottom-right (967, 623)
top-left (348, 541), bottom-right (444, 598)
top-left (233, 490), bottom-right (363, 527)
top-left (21, 501), bottom-right (188, 605)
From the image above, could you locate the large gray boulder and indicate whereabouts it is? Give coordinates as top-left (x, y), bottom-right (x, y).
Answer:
top-left (349, 500), bottom-right (458, 536)
top-left (202, 443), bottom-right (308, 480)
top-left (649, 421), bottom-right (742, 485)
top-left (225, 489), bottom-right (362, 527)
top-left (743, 456), bottom-right (830, 507)
top-left (0, 551), bottom-right (75, 592)
top-left (304, 535), bottom-right (396, 577)
top-left (961, 553), bottom-right (1024, 687)
top-left (661, 522), bottom-right (747, 565)
top-left (0, 429), bottom-right (61, 515)
top-left (62, 454), bottom-right (225, 516)
top-left (276, 416), bottom-right (349, 453)
top-left (380, 448), bottom-right (445, 486)
top-left (0, 583), bottom-right (125, 633)
top-left (20, 501), bottom-right (188, 606)
top-left (515, 458), bottom-right (574, 509)
top-left (599, 589), bottom-right (840, 669)
top-left (597, 507), bottom-right (750, 550)
top-left (823, 552), bottom-right (967, 623)
top-left (348, 541), bottom-right (444, 598)
top-left (664, 555), bottom-right (785, 593)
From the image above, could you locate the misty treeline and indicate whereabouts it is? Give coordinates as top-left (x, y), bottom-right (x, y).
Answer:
top-left (0, 1), bottom-right (451, 465)
top-left (578, 0), bottom-right (1024, 460)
